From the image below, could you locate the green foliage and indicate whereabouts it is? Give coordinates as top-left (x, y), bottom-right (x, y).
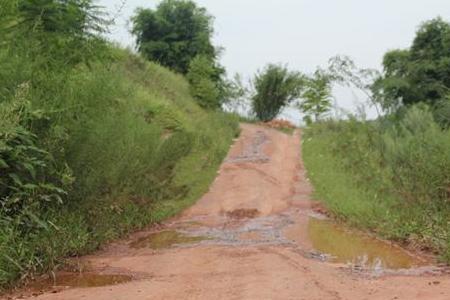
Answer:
top-left (0, 99), bottom-right (68, 222)
top-left (2, 0), bottom-right (111, 68)
top-left (222, 73), bottom-right (250, 114)
top-left (303, 106), bottom-right (450, 261)
top-left (0, 0), bottom-right (239, 288)
top-left (186, 55), bottom-right (221, 109)
top-left (298, 71), bottom-right (332, 124)
top-left (433, 97), bottom-right (450, 128)
top-left (381, 105), bottom-right (450, 204)
top-left (0, 51), bottom-right (239, 288)
top-left (374, 17), bottom-right (450, 110)
top-left (251, 64), bottom-right (304, 122)
top-left (18, 0), bottom-right (108, 35)
top-left (131, 0), bottom-right (216, 74)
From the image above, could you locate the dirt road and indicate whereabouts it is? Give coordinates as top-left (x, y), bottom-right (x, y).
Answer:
top-left (18, 124), bottom-right (450, 299)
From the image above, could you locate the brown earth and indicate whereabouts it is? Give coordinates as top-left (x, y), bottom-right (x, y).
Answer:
top-left (8, 124), bottom-right (450, 300)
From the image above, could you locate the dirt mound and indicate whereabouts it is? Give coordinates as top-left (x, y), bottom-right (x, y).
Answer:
top-left (261, 119), bottom-right (296, 130)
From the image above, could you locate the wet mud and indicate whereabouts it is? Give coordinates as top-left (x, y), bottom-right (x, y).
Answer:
top-left (129, 230), bottom-right (209, 250)
top-left (30, 273), bottom-right (132, 289)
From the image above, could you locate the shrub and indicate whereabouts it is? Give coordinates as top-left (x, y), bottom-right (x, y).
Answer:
top-left (251, 64), bottom-right (303, 121)
top-left (186, 56), bottom-right (220, 109)
top-left (0, 89), bottom-right (69, 228)
top-left (381, 105), bottom-right (450, 204)
top-left (433, 96), bottom-right (450, 128)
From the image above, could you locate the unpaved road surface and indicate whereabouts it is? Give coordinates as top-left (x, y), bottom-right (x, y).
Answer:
top-left (14, 124), bottom-right (450, 299)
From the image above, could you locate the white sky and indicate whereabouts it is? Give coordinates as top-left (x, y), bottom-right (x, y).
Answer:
top-left (99, 0), bottom-right (450, 121)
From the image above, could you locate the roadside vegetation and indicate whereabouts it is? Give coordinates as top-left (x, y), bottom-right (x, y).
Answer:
top-left (2, 0), bottom-right (449, 290)
top-left (238, 16), bottom-right (450, 262)
top-left (303, 18), bottom-right (450, 262)
top-left (0, 0), bottom-right (238, 288)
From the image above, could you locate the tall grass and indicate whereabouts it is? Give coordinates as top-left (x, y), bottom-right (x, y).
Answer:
top-left (0, 46), bottom-right (239, 288)
top-left (302, 105), bottom-right (450, 262)
top-left (0, 2), bottom-right (239, 288)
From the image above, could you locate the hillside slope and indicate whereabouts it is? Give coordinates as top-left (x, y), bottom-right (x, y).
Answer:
top-left (0, 49), bottom-right (239, 288)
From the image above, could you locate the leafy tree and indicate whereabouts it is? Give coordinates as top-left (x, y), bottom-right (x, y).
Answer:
top-left (299, 71), bottom-right (332, 124)
top-left (222, 73), bottom-right (250, 114)
top-left (186, 55), bottom-right (220, 109)
top-left (131, 0), bottom-right (216, 74)
top-left (327, 55), bottom-right (382, 116)
top-left (251, 64), bottom-right (304, 122)
top-left (374, 17), bottom-right (450, 111)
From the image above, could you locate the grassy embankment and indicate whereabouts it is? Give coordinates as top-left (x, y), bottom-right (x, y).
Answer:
top-left (0, 49), bottom-right (239, 287)
top-left (302, 108), bottom-right (450, 262)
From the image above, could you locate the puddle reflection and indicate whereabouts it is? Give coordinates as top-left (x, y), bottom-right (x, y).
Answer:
top-left (308, 218), bottom-right (423, 269)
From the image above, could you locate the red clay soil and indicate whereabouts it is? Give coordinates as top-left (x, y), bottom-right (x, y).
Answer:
top-left (8, 124), bottom-right (450, 300)
top-left (261, 119), bottom-right (297, 130)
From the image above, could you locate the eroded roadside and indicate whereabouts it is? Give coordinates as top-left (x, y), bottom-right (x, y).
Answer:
top-left (6, 124), bottom-right (450, 300)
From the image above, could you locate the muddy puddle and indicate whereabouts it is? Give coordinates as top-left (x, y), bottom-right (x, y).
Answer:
top-left (130, 230), bottom-right (208, 249)
top-left (28, 273), bottom-right (132, 291)
top-left (308, 218), bottom-right (425, 270)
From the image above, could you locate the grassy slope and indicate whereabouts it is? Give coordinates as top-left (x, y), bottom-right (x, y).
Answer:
top-left (302, 123), bottom-right (450, 262)
top-left (0, 50), bottom-right (239, 287)
top-left (301, 131), bottom-right (396, 230)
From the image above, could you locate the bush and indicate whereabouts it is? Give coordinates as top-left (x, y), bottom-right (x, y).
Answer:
top-left (382, 105), bottom-right (450, 204)
top-left (433, 97), bottom-right (450, 128)
top-left (251, 64), bottom-right (303, 121)
top-left (186, 56), bottom-right (221, 109)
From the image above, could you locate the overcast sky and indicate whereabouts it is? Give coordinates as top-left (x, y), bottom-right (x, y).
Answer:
top-left (99, 0), bottom-right (450, 121)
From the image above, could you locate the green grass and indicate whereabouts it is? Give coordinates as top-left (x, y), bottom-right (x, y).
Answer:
top-left (302, 116), bottom-right (450, 263)
top-left (0, 49), bottom-right (239, 289)
top-left (302, 130), bottom-right (399, 230)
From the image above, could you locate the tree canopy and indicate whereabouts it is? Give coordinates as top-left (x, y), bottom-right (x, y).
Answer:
top-left (131, 0), bottom-right (216, 74)
top-left (374, 17), bottom-right (450, 111)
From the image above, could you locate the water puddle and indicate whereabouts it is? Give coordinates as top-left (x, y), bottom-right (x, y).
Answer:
top-left (130, 230), bottom-right (208, 249)
top-left (29, 273), bottom-right (132, 290)
top-left (308, 218), bottom-right (424, 270)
